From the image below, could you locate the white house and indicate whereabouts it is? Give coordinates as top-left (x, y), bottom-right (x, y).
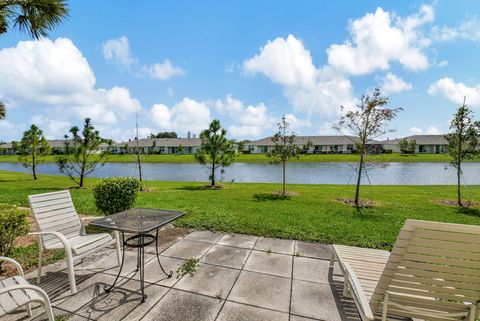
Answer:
top-left (380, 135), bottom-right (448, 154)
top-left (113, 138), bottom-right (202, 154)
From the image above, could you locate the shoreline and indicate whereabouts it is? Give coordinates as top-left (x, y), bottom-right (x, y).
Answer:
top-left (0, 153), bottom-right (479, 163)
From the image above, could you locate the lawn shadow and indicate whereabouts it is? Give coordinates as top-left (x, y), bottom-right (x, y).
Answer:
top-left (457, 206), bottom-right (480, 217)
top-left (175, 185), bottom-right (221, 191)
top-left (253, 193), bottom-right (291, 202)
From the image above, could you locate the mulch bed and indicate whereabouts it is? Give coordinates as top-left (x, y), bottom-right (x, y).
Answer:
top-left (335, 197), bottom-right (377, 207)
top-left (433, 199), bottom-right (480, 207)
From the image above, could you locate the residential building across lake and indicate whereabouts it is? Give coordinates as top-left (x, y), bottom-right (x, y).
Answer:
top-left (0, 135), bottom-right (448, 155)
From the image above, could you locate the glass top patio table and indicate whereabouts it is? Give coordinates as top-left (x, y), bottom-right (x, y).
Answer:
top-left (90, 208), bottom-right (186, 234)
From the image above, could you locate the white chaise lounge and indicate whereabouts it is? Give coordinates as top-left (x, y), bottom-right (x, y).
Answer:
top-left (29, 190), bottom-right (121, 294)
top-left (0, 257), bottom-right (54, 321)
top-left (330, 219), bottom-right (480, 321)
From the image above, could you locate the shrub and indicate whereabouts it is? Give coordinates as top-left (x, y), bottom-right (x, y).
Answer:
top-left (0, 204), bottom-right (29, 270)
top-left (93, 177), bottom-right (141, 215)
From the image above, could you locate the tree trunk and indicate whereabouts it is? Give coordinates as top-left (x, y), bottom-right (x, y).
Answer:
top-left (457, 162), bottom-right (462, 206)
top-left (211, 159), bottom-right (216, 187)
top-left (282, 161), bottom-right (286, 195)
top-left (355, 153), bottom-right (364, 207)
top-left (32, 152), bottom-right (37, 180)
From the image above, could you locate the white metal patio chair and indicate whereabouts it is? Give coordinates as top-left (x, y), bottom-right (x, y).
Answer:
top-left (0, 257), bottom-right (54, 321)
top-left (29, 190), bottom-right (121, 294)
top-left (330, 219), bottom-right (480, 321)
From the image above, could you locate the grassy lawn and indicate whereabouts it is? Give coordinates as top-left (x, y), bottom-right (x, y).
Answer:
top-left (1, 170), bottom-right (480, 252)
top-left (0, 153), bottom-right (475, 163)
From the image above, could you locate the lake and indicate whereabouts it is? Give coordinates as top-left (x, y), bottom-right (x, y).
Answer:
top-left (0, 162), bottom-right (479, 185)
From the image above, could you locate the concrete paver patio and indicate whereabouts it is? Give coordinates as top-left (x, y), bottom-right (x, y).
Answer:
top-left (2, 228), bottom-right (360, 321)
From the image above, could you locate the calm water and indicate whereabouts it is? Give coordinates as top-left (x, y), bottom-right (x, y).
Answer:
top-left (0, 162), bottom-right (479, 185)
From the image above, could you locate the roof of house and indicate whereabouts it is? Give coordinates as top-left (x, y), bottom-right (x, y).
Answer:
top-left (114, 138), bottom-right (202, 148)
top-left (0, 139), bottom-right (112, 149)
top-left (380, 135), bottom-right (447, 145)
top-left (247, 135), bottom-right (381, 146)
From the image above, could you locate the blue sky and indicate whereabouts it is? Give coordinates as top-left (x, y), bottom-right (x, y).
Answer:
top-left (1, 1), bottom-right (480, 142)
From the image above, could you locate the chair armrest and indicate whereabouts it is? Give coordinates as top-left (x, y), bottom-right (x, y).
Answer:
top-left (343, 262), bottom-right (375, 321)
top-left (0, 257), bottom-right (24, 276)
top-left (0, 283), bottom-right (51, 303)
top-left (80, 216), bottom-right (105, 226)
top-left (29, 231), bottom-right (72, 252)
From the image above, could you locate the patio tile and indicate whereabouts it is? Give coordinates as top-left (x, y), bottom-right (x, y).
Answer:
top-left (254, 237), bottom-right (295, 255)
top-left (184, 230), bottom-right (224, 243)
top-left (293, 257), bottom-right (330, 284)
top-left (217, 234), bottom-right (259, 249)
top-left (295, 241), bottom-right (332, 260)
top-left (1, 307), bottom-right (86, 321)
top-left (244, 250), bottom-right (292, 277)
top-left (143, 256), bottom-right (186, 287)
top-left (141, 289), bottom-right (223, 321)
top-left (216, 301), bottom-right (289, 321)
top-left (87, 250), bottom-right (156, 279)
top-left (201, 244), bottom-right (250, 269)
top-left (290, 316), bottom-right (321, 321)
top-left (55, 273), bottom-right (119, 313)
top-left (291, 279), bottom-right (342, 321)
top-left (74, 279), bottom-right (169, 321)
top-left (228, 271), bottom-right (291, 313)
top-left (174, 263), bottom-right (240, 299)
top-left (161, 239), bottom-right (212, 259)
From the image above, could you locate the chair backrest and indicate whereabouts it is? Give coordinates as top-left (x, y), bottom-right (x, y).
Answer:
top-left (369, 219), bottom-right (480, 317)
top-left (28, 190), bottom-right (81, 248)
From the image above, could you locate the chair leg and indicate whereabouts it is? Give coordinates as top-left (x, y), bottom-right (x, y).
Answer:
top-left (382, 292), bottom-right (389, 321)
top-left (469, 303), bottom-right (476, 321)
top-left (26, 303), bottom-right (32, 317)
top-left (37, 249), bottom-right (43, 284)
top-left (65, 249), bottom-right (77, 294)
top-left (43, 301), bottom-right (55, 321)
top-left (114, 231), bottom-right (122, 267)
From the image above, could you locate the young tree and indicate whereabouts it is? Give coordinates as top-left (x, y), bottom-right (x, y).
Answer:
top-left (57, 118), bottom-right (111, 187)
top-left (0, 101), bottom-right (5, 120)
top-left (399, 138), bottom-right (416, 154)
top-left (445, 97), bottom-right (480, 206)
top-left (195, 120), bottom-right (236, 187)
top-left (177, 144), bottom-right (184, 154)
top-left (335, 89), bottom-right (402, 207)
top-left (13, 124), bottom-right (51, 180)
top-left (267, 116), bottom-right (301, 195)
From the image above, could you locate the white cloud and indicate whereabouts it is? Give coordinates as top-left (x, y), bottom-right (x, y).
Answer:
top-left (30, 115), bottom-right (71, 139)
top-left (327, 5), bottom-right (433, 75)
top-left (431, 16), bottom-right (480, 43)
top-left (215, 95), bottom-right (275, 137)
top-left (142, 59), bottom-right (185, 81)
top-left (0, 38), bottom-right (142, 126)
top-left (428, 77), bottom-right (480, 108)
top-left (243, 35), bottom-right (356, 117)
top-left (408, 126), bottom-right (440, 135)
top-left (151, 98), bottom-right (211, 135)
top-left (284, 114), bottom-right (311, 130)
top-left (244, 35), bottom-right (316, 87)
top-left (102, 36), bottom-right (134, 67)
top-left (215, 95), bottom-right (244, 116)
top-left (437, 60), bottom-right (448, 67)
top-left (380, 73), bottom-right (412, 94)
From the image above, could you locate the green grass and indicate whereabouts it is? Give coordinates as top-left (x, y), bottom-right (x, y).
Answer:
top-left (1, 170), bottom-right (480, 250)
top-left (0, 153), bottom-right (476, 163)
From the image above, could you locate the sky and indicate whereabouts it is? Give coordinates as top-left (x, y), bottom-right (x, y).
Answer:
top-left (1, 0), bottom-right (480, 142)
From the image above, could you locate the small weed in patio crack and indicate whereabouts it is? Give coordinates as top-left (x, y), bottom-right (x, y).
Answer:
top-left (176, 258), bottom-right (200, 279)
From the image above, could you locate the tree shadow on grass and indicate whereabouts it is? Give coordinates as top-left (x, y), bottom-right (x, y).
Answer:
top-left (457, 206), bottom-right (480, 217)
top-left (174, 185), bottom-right (220, 191)
top-left (253, 193), bottom-right (290, 202)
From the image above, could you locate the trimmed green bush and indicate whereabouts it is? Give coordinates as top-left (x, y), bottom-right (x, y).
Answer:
top-left (93, 177), bottom-right (141, 215)
top-left (0, 204), bottom-right (29, 270)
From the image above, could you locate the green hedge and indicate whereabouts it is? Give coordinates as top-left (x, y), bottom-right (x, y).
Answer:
top-left (0, 204), bottom-right (29, 268)
top-left (93, 177), bottom-right (141, 215)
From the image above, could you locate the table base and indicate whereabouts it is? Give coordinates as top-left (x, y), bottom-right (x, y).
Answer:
top-left (104, 229), bottom-right (172, 302)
